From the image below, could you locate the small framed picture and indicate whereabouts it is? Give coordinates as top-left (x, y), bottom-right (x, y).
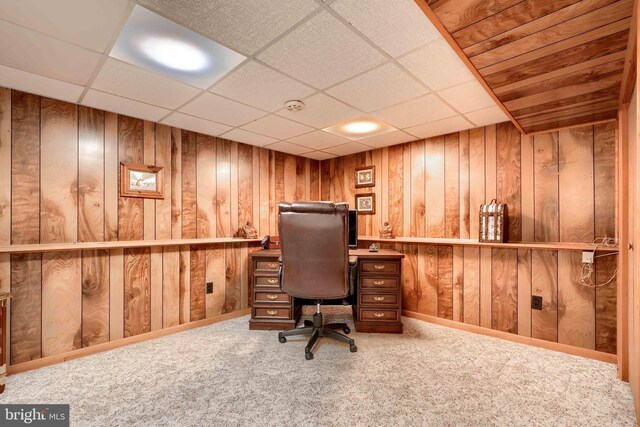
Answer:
top-left (355, 193), bottom-right (375, 215)
top-left (120, 163), bottom-right (164, 199)
top-left (355, 165), bottom-right (375, 188)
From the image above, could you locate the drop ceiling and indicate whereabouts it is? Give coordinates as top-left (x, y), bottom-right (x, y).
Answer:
top-left (0, 0), bottom-right (509, 159)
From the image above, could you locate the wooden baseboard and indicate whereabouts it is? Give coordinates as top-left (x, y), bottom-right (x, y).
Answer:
top-left (7, 309), bottom-right (251, 375)
top-left (402, 310), bottom-right (618, 364)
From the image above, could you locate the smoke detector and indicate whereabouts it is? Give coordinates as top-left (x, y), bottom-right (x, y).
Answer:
top-left (285, 100), bottom-right (305, 112)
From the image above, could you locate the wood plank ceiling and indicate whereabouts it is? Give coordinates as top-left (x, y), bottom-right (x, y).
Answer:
top-left (422, 0), bottom-right (634, 134)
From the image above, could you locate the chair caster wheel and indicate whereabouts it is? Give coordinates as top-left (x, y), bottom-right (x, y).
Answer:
top-left (350, 344), bottom-right (357, 353)
top-left (343, 326), bottom-right (351, 334)
top-left (305, 352), bottom-right (314, 360)
top-left (278, 334), bottom-right (286, 344)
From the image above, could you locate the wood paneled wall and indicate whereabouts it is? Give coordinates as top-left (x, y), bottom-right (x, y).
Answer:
top-left (0, 88), bottom-right (320, 365)
top-left (321, 121), bottom-right (618, 354)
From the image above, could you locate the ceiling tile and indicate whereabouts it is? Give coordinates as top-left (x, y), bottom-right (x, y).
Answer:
top-left (357, 130), bottom-right (416, 148)
top-left (0, 65), bottom-right (84, 103)
top-left (331, 0), bottom-right (440, 57)
top-left (405, 115), bottom-right (473, 139)
top-left (0, 20), bottom-right (101, 85)
top-left (465, 106), bottom-right (510, 127)
top-left (180, 93), bottom-right (266, 126)
top-left (111, 6), bottom-right (246, 89)
top-left (264, 141), bottom-right (310, 156)
top-left (438, 80), bottom-right (496, 114)
top-left (275, 93), bottom-right (359, 128)
top-left (325, 141), bottom-right (372, 156)
top-left (257, 11), bottom-right (387, 89)
top-left (219, 128), bottom-right (277, 147)
top-left (287, 130), bottom-right (351, 150)
top-left (0, 0), bottom-right (131, 52)
top-left (137, 0), bottom-right (318, 55)
top-left (82, 89), bottom-right (171, 122)
top-left (373, 94), bottom-right (457, 128)
top-left (242, 115), bottom-right (314, 140)
top-left (327, 63), bottom-right (427, 112)
top-left (161, 112), bottom-right (232, 136)
top-left (211, 61), bottom-right (315, 112)
top-left (92, 58), bottom-right (200, 109)
top-left (302, 151), bottom-right (337, 161)
top-left (398, 39), bottom-right (474, 91)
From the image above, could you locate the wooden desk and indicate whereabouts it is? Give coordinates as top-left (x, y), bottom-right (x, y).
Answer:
top-left (248, 249), bottom-right (404, 333)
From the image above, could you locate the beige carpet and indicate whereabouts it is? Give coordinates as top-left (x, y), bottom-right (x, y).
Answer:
top-left (0, 307), bottom-right (636, 426)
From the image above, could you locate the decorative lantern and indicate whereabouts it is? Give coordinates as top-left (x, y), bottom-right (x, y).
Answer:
top-left (479, 199), bottom-right (508, 243)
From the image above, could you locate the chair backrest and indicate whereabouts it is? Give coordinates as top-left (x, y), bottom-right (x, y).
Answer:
top-left (278, 201), bottom-right (350, 300)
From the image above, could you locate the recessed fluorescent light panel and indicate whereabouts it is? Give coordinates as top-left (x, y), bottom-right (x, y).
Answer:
top-left (110, 6), bottom-right (246, 89)
top-left (323, 117), bottom-right (397, 141)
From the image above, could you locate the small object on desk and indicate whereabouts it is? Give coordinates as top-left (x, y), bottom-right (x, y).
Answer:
top-left (368, 243), bottom-right (379, 252)
top-left (379, 221), bottom-right (393, 239)
top-left (259, 235), bottom-right (280, 249)
top-left (479, 199), bottom-right (508, 243)
top-left (243, 220), bottom-right (258, 239)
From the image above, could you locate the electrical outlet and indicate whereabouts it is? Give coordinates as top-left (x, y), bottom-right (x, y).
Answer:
top-left (531, 295), bottom-right (543, 310)
top-left (206, 282), bottom-right (213, 294)
top-left (582, 251), bottom-right (594, 264)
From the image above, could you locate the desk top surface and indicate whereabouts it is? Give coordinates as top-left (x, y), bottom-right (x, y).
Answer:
top-left (250, 248), bottom-right (404, 259)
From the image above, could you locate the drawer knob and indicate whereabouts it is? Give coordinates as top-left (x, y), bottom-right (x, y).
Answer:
top-left (373, 296), bottom-right (386, 302)
top-left (267, 278), bottom-right (278, 284)
top-left (374, 265), bottom-right (386, 270)
top-left (266, 294), bottom-right (278, 300)
top-left (268, 263), bottom-right (278, 268)
top-left (373, 312), bottom-right (385, 318)
top-left (266, 310), bottom-right (278, 316)
top-left (373, 280), bottom-right (385, 285)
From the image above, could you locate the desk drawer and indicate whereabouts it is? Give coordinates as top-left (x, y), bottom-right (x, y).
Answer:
top-left (360, 260), bottom-right (399, 274)
top-left (254, 276), bottom-right (280, 288)
top-left (255, 259), bottom-right (279, 272)
top-left (359, 293), bottom-right (398, 306)
top-left (253, 307), bottom-right (291, 320)
top-left (358, 308), bottom-right (400, 322)
top-left (254, 291), bottom-right (290, 304)
top-left (360, 277), bottom-right (398, 289)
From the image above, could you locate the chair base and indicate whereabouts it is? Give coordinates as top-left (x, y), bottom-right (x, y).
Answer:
top-left (278, 311), bottom-right (357, 360)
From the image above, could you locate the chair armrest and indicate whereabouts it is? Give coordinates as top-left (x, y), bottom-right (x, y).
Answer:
top-left (278, 258), bottom-right (283, 291)
top-left (348, 256), bottom-right (358, 266)
top-left (348, 261), bottom-right (358, 296)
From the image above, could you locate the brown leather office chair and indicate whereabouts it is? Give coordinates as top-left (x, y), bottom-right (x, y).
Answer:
top-left (277, 201), bottom-right (357, 360)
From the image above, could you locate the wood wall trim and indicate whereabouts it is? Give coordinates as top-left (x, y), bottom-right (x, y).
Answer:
top-left (412, 0), bottom-right (526, 135)
top-left (7, 309), bottom-right (251, 375)
top-left (402, 310), bottom-right (617, 364)
top-left (618, 106), bottom-right (630, 380)
top-left (620, 0), bottom-right (638, 106)
top-left (359, 236), bottom-right (618, 252)
top-left (526, 118), bottom-right (619, 136)
top-left (0, 238), bottom-right (262, 254)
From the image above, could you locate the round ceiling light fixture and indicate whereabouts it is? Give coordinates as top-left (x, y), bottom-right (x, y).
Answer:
top-left (285, 100), bottom-right (305, 112)
top-left (138, 37), bottom-right (210, 72)
top-left (342, 120), bottom-right (379, 134)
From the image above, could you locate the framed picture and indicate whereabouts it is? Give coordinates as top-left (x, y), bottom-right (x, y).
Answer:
top-left (120, 163), bottom-right (164, 199)
top-left (355, 165), bottom-right (375, 188)
top-left (355, 193), bottom-right (375, 215)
